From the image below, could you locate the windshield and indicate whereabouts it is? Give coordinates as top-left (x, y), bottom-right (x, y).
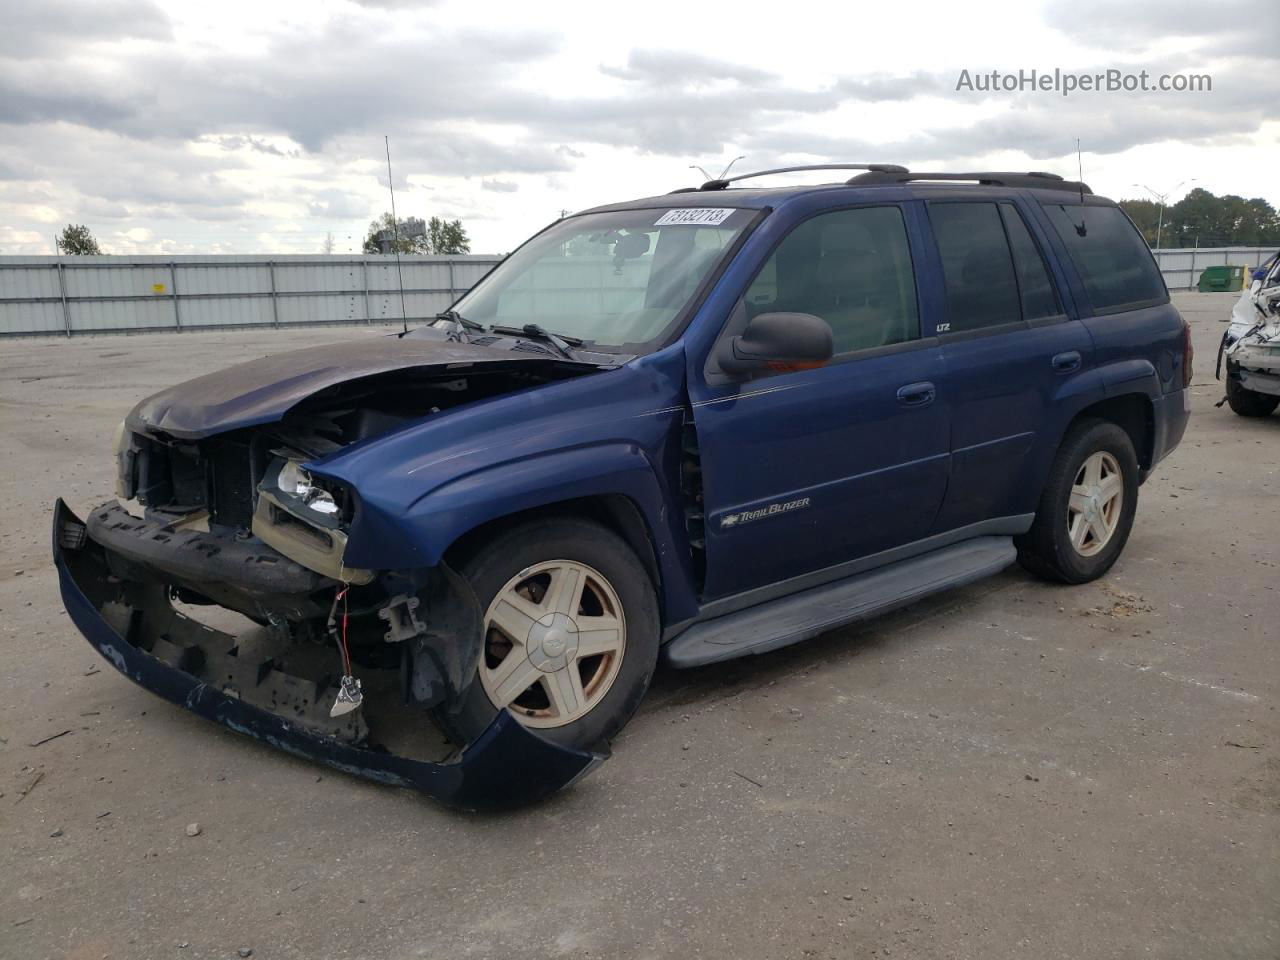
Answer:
top-left (450, 207), bottom-right (755, 351)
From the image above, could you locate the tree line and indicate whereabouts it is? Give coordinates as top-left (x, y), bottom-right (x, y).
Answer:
top-left (1120, 188), bottom-right (1280, 249)
top-left (52, 212), bottom-right (472, 256)
top-left (361, 213), bottom-right (470, 255)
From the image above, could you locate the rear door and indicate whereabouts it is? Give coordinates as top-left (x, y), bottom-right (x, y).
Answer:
top-left (924, 199), bottom-right (1093, 532)
top-left (691, 203), bottom-right (950, 601)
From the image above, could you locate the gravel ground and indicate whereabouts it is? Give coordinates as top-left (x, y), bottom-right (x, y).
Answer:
top-left (0, 292), bottom-right (1276, 960)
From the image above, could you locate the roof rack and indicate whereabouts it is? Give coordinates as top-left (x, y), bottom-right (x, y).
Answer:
top-left (695, 163), bottom-right (908, 191)
top-left (845, 170), bottom-right (1091, 194)
top-left (674, 165), bottom-right (1092, 195)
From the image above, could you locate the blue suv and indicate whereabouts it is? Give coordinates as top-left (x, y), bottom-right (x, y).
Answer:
top-left (54, 165), bottom-right (1191, 808)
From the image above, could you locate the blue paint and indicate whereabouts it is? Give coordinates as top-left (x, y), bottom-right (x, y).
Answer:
top-left (305, 182), bottom-right (1189, 613)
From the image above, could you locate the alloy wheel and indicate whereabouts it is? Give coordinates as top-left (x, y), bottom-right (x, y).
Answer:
top-left (1066, 451), bottom-right (1124, 557)
top-left (478, 560), bottom-right (626, 728)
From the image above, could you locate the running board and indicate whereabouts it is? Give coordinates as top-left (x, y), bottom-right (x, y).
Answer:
top-left (663, 536), bottom-right (1017, 668)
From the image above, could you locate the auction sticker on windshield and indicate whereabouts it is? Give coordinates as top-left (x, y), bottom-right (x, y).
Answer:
top-left (654, 208), bottom-right (737, 226)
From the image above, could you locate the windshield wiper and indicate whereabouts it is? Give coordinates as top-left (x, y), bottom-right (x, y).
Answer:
top-left (491, 324), bottom-right (581, 360)
top-left (434, 308), bottom-right (486, 332)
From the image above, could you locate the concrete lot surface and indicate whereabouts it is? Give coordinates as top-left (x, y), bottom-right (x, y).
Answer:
top-left (1, 293), bottom-right (1276, 959)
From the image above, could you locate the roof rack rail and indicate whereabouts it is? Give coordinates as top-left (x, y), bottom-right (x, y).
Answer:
top-left (697, 163), bottom-right (908, 191)
top-left (845, 170), bottom-right (1091, 194)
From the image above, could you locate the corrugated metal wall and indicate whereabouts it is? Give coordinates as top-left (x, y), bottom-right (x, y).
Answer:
top-left (1150, 247), bottom-right (1275, 292)
top-left (3, 247), bottom-right (1276, 337)
top-left (0, 255), bottom-right (501, 337)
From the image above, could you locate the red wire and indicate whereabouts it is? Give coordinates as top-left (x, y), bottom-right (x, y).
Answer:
top-left (336, 586), bottom-right (351, 676)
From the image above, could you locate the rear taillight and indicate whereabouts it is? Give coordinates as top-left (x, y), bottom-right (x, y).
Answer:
top-left (1182, 320), bottom-right (1194, 387)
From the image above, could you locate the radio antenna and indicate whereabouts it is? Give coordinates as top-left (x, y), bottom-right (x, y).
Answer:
top-left (384, 135), bottom-right (409, 335)
top-left (1076, 139), bottom-right (1085, 204)
top-left (1074, 139), bottom-right (1088, 237)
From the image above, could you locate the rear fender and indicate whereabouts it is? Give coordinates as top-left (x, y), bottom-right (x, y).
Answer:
top-left (1014, 361), bottom-right (1156, 515)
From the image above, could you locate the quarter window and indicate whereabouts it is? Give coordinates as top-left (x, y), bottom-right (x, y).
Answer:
top-left (742, 206), bottom-right (919, 355)
top-left (928, 202), bottom-right (1022, 333)
top-left (1042, 203), bottom-right (1168, 311)
top-left (1000, 204), bottom-right (1061, 321)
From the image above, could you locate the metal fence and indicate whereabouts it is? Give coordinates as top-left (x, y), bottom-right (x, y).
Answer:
top-left (3, 246), bottom-right (1276, 338)
top-left (1152, 246), bottom-right (1275, 291)
top-left (0, 254), bottom-right (502, 337)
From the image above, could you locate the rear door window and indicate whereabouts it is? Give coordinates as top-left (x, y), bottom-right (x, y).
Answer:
top-left (1042, 203), bottom-right (1168, 312)
top-left (927, 202), bottom-right (1022, 334)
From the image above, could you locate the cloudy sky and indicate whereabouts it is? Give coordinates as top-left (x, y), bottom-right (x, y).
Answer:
top-left (1, 0), bottom-right (1276, 255)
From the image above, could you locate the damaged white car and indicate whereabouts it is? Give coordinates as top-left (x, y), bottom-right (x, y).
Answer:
top-left (1218, 252), bottom-right (1280, 417)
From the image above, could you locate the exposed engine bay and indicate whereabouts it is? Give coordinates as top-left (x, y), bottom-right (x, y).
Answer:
top-left (112, 362), bottom-right (581, 620)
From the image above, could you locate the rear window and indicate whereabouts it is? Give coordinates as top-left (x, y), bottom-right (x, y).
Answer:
top-left (1042, 204), bottom-right (1167, 312)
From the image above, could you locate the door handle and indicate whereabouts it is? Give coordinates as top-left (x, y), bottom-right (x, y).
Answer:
top-left (1052, 351), bottom-right (1082, 373)
top-left (896, 381), bottom-right (936, 407)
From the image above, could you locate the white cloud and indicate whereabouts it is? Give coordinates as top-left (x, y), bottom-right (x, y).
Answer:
top-left (0, 0), bottom-right (173, 58)
top-left (306, 189), bottom-right (371, 218)
top-left (0, 0), bottom-right (1274, 255)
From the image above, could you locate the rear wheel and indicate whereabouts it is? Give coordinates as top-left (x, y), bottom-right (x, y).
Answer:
top-left (433, 517), bottom-right (659, 751)
top-left (1016, 419), bottom-right (1139, 584)
top-left (1225, 361), bottom-right (1280, 417)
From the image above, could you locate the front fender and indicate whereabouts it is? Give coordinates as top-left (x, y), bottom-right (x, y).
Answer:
top-left (345, 443), bottom-right (701, 627)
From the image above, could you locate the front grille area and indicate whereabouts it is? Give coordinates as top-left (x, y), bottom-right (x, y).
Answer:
top-left (135, 437), bottom-right (204, 510)
top-left (204, 437), bottom-right (256, 529)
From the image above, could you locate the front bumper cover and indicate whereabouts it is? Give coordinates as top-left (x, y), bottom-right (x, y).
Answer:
top-left (53, 499), bottom-right (605, 810)
top-left (85, 500), bottom-right (336, 621)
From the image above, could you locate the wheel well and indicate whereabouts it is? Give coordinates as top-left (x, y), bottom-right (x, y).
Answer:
top-left (442, 496), bottom-right (663, 606)
top-left (1070, 394), bottom-right (1154, 469)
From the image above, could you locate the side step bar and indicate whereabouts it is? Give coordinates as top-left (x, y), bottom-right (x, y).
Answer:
top-left (663, 536), bottom-right (1017, 668)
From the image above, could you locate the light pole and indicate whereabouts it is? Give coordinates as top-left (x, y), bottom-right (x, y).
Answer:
top-left (1133, 179), bottom-right (1195, 250)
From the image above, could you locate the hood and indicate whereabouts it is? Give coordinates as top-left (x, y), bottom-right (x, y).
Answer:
top-left (126, 335), bottom-right (598, 440)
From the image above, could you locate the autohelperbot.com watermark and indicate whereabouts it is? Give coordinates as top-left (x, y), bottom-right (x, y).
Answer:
top-left (955, 68), bottom-right (1211, 97)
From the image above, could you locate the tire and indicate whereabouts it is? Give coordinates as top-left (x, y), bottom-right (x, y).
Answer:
top-left (1016, 419), bottom-right (1140, 585)
top-left (432, 516), bottom-right (659, 751)
top-left (1225, 362), bottom-right (1280, 418)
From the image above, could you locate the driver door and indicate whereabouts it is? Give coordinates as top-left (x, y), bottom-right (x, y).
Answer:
top-left (690, 203), bottom-right (951, 601)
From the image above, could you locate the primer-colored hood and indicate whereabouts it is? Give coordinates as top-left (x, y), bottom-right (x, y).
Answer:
top-left (126, 336), bottom-right (596, 440)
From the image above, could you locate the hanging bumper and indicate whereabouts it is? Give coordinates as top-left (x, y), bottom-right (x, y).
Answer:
top-left (52, 499), bottom-right (605, 811)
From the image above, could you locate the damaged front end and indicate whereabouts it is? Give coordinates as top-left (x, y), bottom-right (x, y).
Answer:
top-left (55, 337), bottom-right (611, 809)
top-left (54, 501), bottom-right (602, 810)
top-left (1218, 257), bottom-right (1280, 399)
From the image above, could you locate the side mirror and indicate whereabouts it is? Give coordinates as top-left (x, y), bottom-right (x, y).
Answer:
top-left (717, 312), bottom-right (834, 377)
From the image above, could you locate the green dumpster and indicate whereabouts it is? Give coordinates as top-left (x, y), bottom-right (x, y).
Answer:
top-left (1198, 265), bottom-right (1246, 292)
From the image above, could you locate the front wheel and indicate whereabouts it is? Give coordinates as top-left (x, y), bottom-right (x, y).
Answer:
top-left (1016, 419), bottom-right (1140, 584)
top-left (1225, 361), bottom-right (1280, 417)
top-left (433, 517), bottom-right (659, 751)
